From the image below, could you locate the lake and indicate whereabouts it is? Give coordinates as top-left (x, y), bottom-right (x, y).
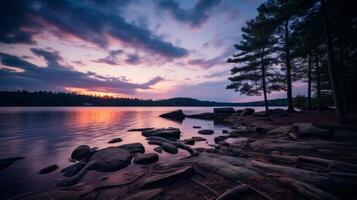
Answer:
top-left (0, 106), bottom-right (268, 198)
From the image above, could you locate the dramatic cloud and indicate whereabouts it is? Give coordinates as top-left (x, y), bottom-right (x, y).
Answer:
top-left (0, 49), bottom-right (164, 94)
top-left (0, 0), bottom-right (188, 58)
top-left (92, 50), bottom-right (124, 65)
top-left (157, 0), bottom-right (222, 28)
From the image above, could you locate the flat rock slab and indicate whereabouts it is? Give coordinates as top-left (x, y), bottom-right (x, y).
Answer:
top-left (198, 129), bottom-right (214, 135)
top-left (142, 128), bottom-right (181, 139)
top-left (39, 164), bottom-right (58, 174)
top-left (89, 147), bottom-right (132, 172)
top-left (134, 153), bottom-right (159, 164)
top-left (124, 188), bottom-right (164, 200)
top-left (118, 143), bottom-right (145, 153)
top-left (142, 166), bottom-right (193, 188)
top-left (71, 145), bottom-right (90, 161)
top-left (268, 125), bottom-right (292, 134)
top-left (108, 137), bottom-right (122, 143)
top-left (294, 123), bottom-right (330, 137)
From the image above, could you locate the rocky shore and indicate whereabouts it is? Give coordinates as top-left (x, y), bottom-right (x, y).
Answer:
top-left (5, 108), bottom-right (357, 200)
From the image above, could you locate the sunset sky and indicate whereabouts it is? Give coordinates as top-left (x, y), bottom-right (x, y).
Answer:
top-left (0, 0), bottom-right (307, 102)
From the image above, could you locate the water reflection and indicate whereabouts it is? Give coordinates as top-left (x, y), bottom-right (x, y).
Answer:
top-left (0, 106), bottom-right (265, 198)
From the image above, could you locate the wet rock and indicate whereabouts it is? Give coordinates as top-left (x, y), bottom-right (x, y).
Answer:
top-left (108, 137), bottom-right (122, 143)
top-left (268, 125), bottom-right (292, 134)
top-left (254, 124), bottom-right (277, 133)
top-left (162, 142), bottom-right (178, 154)
top-left (71, 145), bottom-right (90, 161)
top-left (0, 156), bottom-right (25, 171)
top-left (142, 166), bottom-right (193, 188)
top-left (159, 110), bottom-right (185, 121)
top-left (198, 129), bottom-right (214, 135)
top-left (142, 128), bottom-right (181, 139)
top-left (240, 108), bottom-right (255, 116)
top-left (128, 128), bottom-right (155, 132)
top-left (191, 136), bottom-right (207, 142)
top-left (39, 164), bottom-right (58, 174)
top-left (118, 143), bottom-right (145, 153)
top-left (153, 147), bottom-right (162, 153)
top-left (294, 123), bottom-right (330, 137)
top-left (134, 153), bottom-right (159, 164)
top-left (214, 136), bottom-right (229, 143)
top-left (124, 188), bottom-right (164, 200)
top-left (222, 129), bottom-right (229, 134)
top-left (183, 139), bottom-right (195, 145)
top-left (60, 162), bottom-right (86, 177)
top-left (193, 126), bottom-right (201, 129)
top-left (213, 107), bottom-right (235, 114)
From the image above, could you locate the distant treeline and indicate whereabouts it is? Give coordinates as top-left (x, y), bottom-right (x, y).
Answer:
top-left (0, 91), bottom-right (288, 107)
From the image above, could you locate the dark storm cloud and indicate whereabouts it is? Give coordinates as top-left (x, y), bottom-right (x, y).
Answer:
top-left (0, 49), bottom-right (164, 94)
top-left (0, 0), bottom-right (188, 58)
top-left (157, 0), bottom-right (222, 27)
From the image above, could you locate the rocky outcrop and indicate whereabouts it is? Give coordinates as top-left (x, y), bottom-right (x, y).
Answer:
top-left (159, 110), bottom-right (185, 121)
top-left (142, 128), bottom-right (181, 139)
top-left (71, 145), bottom-right (90, 161)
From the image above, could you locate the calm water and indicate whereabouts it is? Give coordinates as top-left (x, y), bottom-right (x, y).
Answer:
top-left (0, 106), bottom-right (267, 198)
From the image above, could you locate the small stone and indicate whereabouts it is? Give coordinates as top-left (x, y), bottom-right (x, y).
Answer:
top-left (108, 137), bottom-right (122, 143)
top-left (39, 164), bottom-right (58, 174)
top-left (134, 153), bottom-right (159, 164)
top-left (128, 128), bottom-right (154, 132)
top-left (198, 129), bottom-right (214, 135)
top-left (183, 139), bottom-right (195, 145)
top-left (153, 147), bottom-right (162, 153)
top-left (193, 126), bottom-right (201, 129)
top-left (222, 129), bottom-right (229, 134)
top-left (71, 145), bottom-right (90, 161)
top-left (191, 136), bottom-right (207, 142)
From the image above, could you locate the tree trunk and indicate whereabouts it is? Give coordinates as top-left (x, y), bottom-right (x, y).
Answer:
top-left (320, 0), bottom-right (347, 123)
top-left (308, 51), bottom-right (312, 110)
top-left (284, 20), bottom-right (294, 112)
top-left (315, 52), bottom-right (322, 114)
top-left (261, 49), bottom-right (269, 113)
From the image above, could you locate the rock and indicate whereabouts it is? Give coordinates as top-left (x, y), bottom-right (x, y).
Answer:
top-left (56, 147), bottom-right (132, 187)
top-left (159, 110), bottom-right (185, 120)
top-left (198, 129), bottom-right (214, 135)
top-left (128, 128), bottom-right (155, 132)
top-left (162, 142), bottom-right (178, 154)
top-left (294, 123), bottom-right (330, 137)
top-left (118, 143), bottom-right (145, 153)
top-left (222, 129), bottom-right (229, 134)
top-left (214, 136), bottom-right (229, 143)
top-left (134, 153), bottom-right (159, 164)
top-left (142, 166), bottom-right (193, 188)
top-left (71, 145), bottom-right (90, 161)
top-left (39, 164), bottom-right (58, 174)
top-left (108, 137), bottom-right (122, 143)
top-left (125, 189), bottom-right (164, 200)
top-left (254, 124), bottom-right (277, 133)
top-left (268, 125), bottom-right (292, 134)
top-left (240, 108), bottom-right (255, 116)
top-left (60, 162), bottom-right (86, 177)
top-left (213, 107), bottom-right (235, 114)
top-left (187, 113), bottom-right (229, 121)
top-left (216, 184), bottom-right (250, 200)
top-left (253, 111), bottom-right (268, 117)
top-left (191, 136), bottom-right (207, 142)
top-left (193, 126), bottom-right (201, 129)
top-left (0, 156), bottom-right (25, 171)
top-left (153, 147), bottom-right (162, 153)
top-left (183, 139), bottom-right (195, 145)
top-left (142, 128), bottom-right (181, 139)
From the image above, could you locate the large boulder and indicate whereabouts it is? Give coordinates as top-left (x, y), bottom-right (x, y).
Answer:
top-left (134, 153), bottom-right (159, 164)
top-left (88, 147), bottom-right (132, 172)
top-left (71, 145), bottom-right (90, 161)
top-left (124, 189), bottom-right (164, 200)
top-left (142, 128), bottom-right (181, 139)
top-left (213, 107), bottom-right (235, 114)
top-left (240, 108), bottom-right (255, 116)
top-left (294, 123), bottom-right (330, 137)
top-left (159, 110), bottom-right (185, 121)
top-left (118, 143), bottom-right (145, 153)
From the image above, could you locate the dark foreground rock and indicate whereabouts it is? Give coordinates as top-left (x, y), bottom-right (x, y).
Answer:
top-left (134, 153), bottom-right (159, 164)
top-left (39, 164), bottom-right (58, 174)
top-left (142, 128), bottom-right (181, 139)
top-left (183, 138), bottom-right (195, 145)
top-left (198, 129), bottom-right (214, 135)
top-left (118, 143), bottom-right (145, 153)
top-left (153, 147), bottom-right (162, 153)
top-left (108, 137), bottom-right (122, 143)
top-left (124, 189), bottom-right (164, 200)
top-left (71, 145), bottom-right (90, 161)
top-left (159, 110), bottom-right (185, 121)
top-left (0, 156), bottom-right (25, 171)
top-left (60, 162), bottom-right (86, 177)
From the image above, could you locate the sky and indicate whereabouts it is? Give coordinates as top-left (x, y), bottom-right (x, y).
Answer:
top-left (0, 0), bottom-right (307, 102)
